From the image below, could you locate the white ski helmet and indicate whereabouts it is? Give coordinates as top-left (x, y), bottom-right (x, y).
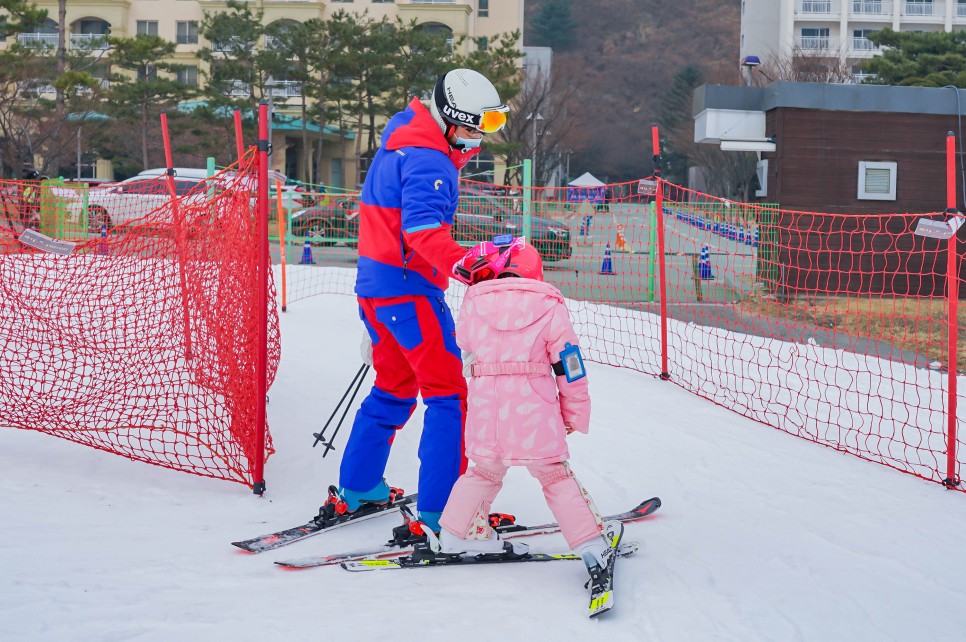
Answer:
top-left (430, 68), bottom-right (509, 136)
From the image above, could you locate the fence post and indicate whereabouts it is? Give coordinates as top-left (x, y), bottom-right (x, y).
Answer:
top-left (652, 124), bottom-right (670, 380)
top-left (252, 101), bottom-right (270, 496)
top-left (522, 158), bottom-right (533, 241)
top-left (945, 131), bottom-right (961, 488)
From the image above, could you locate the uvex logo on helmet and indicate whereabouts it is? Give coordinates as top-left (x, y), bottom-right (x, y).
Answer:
top-left (442, 104), bottom-right (476, 126)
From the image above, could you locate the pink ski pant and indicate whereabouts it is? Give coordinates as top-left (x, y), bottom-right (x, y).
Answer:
top-left (439, 459), bottom-right (603, 550)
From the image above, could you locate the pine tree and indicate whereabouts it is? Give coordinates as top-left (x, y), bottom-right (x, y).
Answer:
top-left (529, 0), bottom-right (577, 51)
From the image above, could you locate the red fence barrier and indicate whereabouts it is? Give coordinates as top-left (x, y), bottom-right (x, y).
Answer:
top-left (278, 169), bottom-right (964, 491)
top-left (0, 151), bottom-right (280, 488)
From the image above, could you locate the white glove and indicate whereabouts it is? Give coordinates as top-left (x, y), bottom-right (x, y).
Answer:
top-left (461, 350), bottom-right (476, 378)
top-left (361, 330), bottom-right (373, 366)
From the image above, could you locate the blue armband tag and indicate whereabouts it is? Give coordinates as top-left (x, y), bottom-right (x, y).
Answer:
top-left (559, 342), bottom-right (586, 383)
top-left (492, 234), bottom-right (514, 247)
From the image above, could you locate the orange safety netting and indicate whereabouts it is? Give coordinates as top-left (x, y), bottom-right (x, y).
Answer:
top-left (277, 176), bottom-right (964, 490)
top-left (0, 154), bottom-right (280, 487)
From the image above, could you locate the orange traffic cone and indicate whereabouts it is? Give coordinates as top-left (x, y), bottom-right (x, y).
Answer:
top-left (614, 223), bottom-right (627, 253)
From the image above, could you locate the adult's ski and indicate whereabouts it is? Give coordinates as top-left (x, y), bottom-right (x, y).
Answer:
top-left (274, 496), bottom-right (660, 569)
top-left (231, 487), bottom-right (416, 554)
top-left (340, 541), bottom-right (638, 572)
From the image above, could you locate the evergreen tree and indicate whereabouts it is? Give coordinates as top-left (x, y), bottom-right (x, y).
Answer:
top-left (105, 35), bottom-right (191, 171)
top-left (658, 65), bottom-right (704, 184)
top-left (862, 29), bottom-right (966, 87)
top-left (529, 0), bottom-right (577, 51)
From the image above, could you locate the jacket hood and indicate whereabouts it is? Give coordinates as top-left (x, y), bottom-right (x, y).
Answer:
top-left (383, 98), bottom-right (481, 171)
top-left (463, 278), bottom-right (564, 332)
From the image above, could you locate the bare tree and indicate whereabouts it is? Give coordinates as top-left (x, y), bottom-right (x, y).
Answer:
top-left (497, 60), bottom-right (588, 186)
top-left (749, 48), bottom-right (855, 86)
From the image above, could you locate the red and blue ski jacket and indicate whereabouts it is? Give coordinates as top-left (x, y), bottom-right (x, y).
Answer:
top-left (355, 98), bottom-right (478, 298)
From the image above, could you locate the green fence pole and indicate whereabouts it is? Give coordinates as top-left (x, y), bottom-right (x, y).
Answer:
top-left (522, 158), bottom-right (532, 241)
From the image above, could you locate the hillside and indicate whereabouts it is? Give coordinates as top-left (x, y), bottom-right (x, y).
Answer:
top-left (525, 0), bottom-right (741, 182)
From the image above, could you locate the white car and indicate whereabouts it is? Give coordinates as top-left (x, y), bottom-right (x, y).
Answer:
top-left (71, 174), bottom-right (211, 232)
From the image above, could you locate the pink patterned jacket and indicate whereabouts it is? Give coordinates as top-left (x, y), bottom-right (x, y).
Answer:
top-left (456, 278), bottom-right (591, 466)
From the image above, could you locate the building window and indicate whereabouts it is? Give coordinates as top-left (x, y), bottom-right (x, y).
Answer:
top-left (176, 21), bottom-right (198, 45)
top-left (755, 159), bottom-right (768, 198)
top-left (857, 161), bottom-right (897, 200)
top-left (176, 66), bottom-right (198, 86)
top-left (958, 0), bottom-right (966, 16)
top-left (905, 0), bottom-right (934, 16)
top-left (852, 28), bottom-right (876, 50)
top-left (479, 0), bottom-right (489, 17)
top-left (800, 28), bottom-right (830, 49)
top-left (136, 21), bottom-right (158, 37)
top-left (478, 36), bottom-right (488, 51)
top-left (372, 0), bottom-right (394, 3)
top-left (137, 65), bottom-right (157, 81)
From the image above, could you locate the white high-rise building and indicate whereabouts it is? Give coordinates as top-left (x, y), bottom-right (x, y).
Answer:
top-left (740, 0), bottom-right (966, 79)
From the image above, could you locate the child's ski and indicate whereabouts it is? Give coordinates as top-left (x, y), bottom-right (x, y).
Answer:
top-left (587, 520), bottom-right (624, 618)
top-left (231, 488), bottom-right (416, 554)
top-left (340, 541), bottom-right (638, 572)
top-left (275, 496), bottom-right (660, 569)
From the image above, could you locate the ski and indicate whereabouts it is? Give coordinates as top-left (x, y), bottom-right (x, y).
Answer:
top-left (231, 488), bottom-right (417, 554)
top-left (341, 541), bottom-right (638, 572)
top-left (588, 520), bottom-right (624, 618)
top-left (275, 496), bottom-right (660, 569)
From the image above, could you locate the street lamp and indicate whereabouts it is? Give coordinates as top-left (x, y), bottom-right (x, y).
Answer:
top-left (740, 55), bottom-right (774, 85)
top-left (527, 111), bottom-right (544, 173)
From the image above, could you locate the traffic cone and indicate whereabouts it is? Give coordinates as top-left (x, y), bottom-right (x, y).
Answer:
top-left (698, 244), bottom-right (715, 280)
top-left (97, 224), bottom-right (108, 256)
top-left (299, 239), bottom-right (316, 265)
top-left (614, 223), bottom-right (627, 252)
top-left (599, 242), bottom-right (615, 275)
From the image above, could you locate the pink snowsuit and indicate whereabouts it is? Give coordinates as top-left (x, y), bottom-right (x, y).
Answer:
top-left (438, 278), bottom-right (603, 549)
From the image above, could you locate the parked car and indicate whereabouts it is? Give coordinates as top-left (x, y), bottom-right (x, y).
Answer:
top-left (456, 187), bottom-right (572, 262)
top-left (289, 195), bottom-right (360, 246)
top-left (289, 188), bottom-right (572, 262)
top-left (65, 174), bottom-right (212, 232)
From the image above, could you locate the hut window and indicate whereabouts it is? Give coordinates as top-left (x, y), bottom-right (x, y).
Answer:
top-left (857, 161), bottom-right (896, 200)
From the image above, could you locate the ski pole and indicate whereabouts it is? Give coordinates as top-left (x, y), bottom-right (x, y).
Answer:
top-left (312, 363), bottom-right (370, 457)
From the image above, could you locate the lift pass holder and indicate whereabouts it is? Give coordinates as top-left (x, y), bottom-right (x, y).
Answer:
top-left (559, 342), bottom-right (586, 383)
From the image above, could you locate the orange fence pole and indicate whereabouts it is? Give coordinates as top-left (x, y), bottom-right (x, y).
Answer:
top-left (234, 108), bottom-right (245, 164)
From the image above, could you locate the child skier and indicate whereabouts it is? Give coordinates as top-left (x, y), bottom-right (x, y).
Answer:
top-left (438, 236), bottom-right (615, 578)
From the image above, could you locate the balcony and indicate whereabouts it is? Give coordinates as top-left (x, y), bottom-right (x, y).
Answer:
top-left (228, 80), bottom-right (250, 97)
top-left (70, 33), bottom-right (109, 50)
top-left (902, 0), bottom-right (945, 18)
top-left (851, 37), bottom-right (879, 50)
top-left (17, 33), bottom-right (58, 48)
top-left (851, 0), bottom-right (894, 16)
top-left (851, 72), bottom-right (878, 83)
top-left (797, 36), bottom-right (838, 50)
top-left (267, 80), bottom-right (302, 98)
top-left (797, 0), bottom-right (840, 15)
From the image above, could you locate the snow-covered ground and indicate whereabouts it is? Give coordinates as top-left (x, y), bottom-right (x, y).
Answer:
top-left (3, 288), bottom-right (966, 642)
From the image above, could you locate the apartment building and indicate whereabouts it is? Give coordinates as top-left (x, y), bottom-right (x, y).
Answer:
top-left (740, 0), bottom-right (966, 80)
top-left (2, 0), bottom-right (523, 185)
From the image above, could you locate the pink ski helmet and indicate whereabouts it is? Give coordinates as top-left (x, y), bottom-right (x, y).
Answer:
top-left (497, 241), bottom-right (543, 280)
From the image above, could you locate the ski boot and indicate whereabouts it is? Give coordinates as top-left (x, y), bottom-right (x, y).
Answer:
top-left (439, 528), bottom-right (530, 558)
top-left (313, 481), bottom-right (404, 528)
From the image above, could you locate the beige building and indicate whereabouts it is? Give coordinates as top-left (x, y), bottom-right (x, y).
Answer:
top-left (3, 0), bottom-right (524, 186)
top-left (741, 0), bottom-right (966, 81)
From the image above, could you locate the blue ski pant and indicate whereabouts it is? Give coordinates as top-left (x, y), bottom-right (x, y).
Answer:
top-left (339, 294), bottom-right (467, 513)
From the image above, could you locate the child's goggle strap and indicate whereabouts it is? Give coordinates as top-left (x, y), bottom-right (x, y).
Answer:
top-left (475, 105), bottom-right (509, 134)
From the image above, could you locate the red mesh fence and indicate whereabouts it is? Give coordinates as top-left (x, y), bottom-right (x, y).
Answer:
top-left (277, 175), bottom-right (964, 490)
top-left (0, 153), bottom-right (280, 487)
